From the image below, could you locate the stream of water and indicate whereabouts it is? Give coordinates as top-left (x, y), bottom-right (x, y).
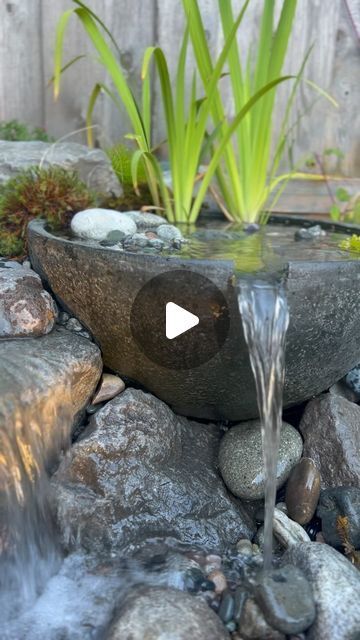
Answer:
top-left (0, 393), bottom-right (73, 624)
top-left (238, 276), bottom-right (289, 570)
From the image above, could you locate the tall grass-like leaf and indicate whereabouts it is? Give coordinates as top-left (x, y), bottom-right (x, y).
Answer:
top-left (184, 0), bottom-right (333, 222)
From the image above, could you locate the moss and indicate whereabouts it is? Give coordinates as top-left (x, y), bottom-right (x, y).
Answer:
top-left (0, 231), bottom-right (24, 257)
top-left (0, 119), bottom-right (52, 142)
top-left (339, 235), bottom-right (360, 254)
top-left (0, 166), bottom-right (94, 258)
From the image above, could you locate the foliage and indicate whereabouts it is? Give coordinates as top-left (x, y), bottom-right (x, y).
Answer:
top-left (54, 0), bottom-right (291, 223)
top-left (339, 234), bottom-right (360, 254)
top-left (183, 0), bottom-right (335, 223)
top-left (307, 149), bottom-right (360, 224)
top-left (107, 143), bottom-right (147, 187)
top-left (336, 515), bottom-right (360, 566)
top-left (0, 120), bottom-right (52, 142)
top-left (330, 189), bottom-right (360, 224)
top-left (0, 167), bottom-right (94, 257)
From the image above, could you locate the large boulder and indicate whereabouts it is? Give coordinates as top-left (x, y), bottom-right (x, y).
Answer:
top-left (107, 586), bottom-right (229, 640)
top-left (299, 394), bottom-right (360, 487)
top-left (0, 141), bottom-right (122, 196)
top-left (52, 389), bottom-right (255, 554)
top-left (0, 328), bottom-right (102, 474)
top-left (283, 542), bottom-right (360, 640)
top-left (0, 262), bottom-right (57, 337)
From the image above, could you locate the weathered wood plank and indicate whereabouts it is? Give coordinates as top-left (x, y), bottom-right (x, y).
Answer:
top-left (0, 1), bottom-right (359, 177)
top-left (0, 0), bottom-right (44, 128)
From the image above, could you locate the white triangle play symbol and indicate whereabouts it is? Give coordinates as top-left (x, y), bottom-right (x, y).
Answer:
top-left (166, 302), bottom-right (199, 340)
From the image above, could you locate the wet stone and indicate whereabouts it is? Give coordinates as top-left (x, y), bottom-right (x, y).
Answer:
top-left (240, 598), bottom-right (286, 640)
top-left (285, 458), bottom-right (321, 525)
top-left (253, 565), bottom-right (316, 635)
top-left (208, 570), bottom-right (227, 595)
top-left (157, 223), bottom-right (184, 242)
top-left (294, 225), bottom-right (326, 241)
top-left (219, 420), bottom-right (303, 500)
top-left (148, 238), bottom-right (164, 250)
top-left (317, 486), bottom-right (360, 549)
top-left (233, 587), bottom-right (248, 623)
top-left (106, 229), bottom-right (126, 242)
top-left (284, 542), bottom-right (360, 640)
top-left (218, 590), bottom-right (235, 623)
top-left (299, 394), bottom-right (360, 488)
top-left (273, 508), bottom-right (311, 549)
top-left (92, 373), bottom-right (125, 405)
top-left (184, 567), bottom-right (206, 593)
top-left (345, 363), bottom-right (360, 398)
top-left (128, 232), bottom-right (150, 248)
top-left (107, 586), bottom-right (230, 640)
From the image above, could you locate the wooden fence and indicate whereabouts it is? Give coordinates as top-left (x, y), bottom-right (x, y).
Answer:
top-left (0, 0), bottom-right (359, 176)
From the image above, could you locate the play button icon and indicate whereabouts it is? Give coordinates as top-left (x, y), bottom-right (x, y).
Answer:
top-left (166, 302), bottom-right (199, 340)
top-left (130, 269), bottom-right (230, 370)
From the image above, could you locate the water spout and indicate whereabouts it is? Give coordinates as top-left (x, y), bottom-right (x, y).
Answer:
top-left (238, 276), bottom-right (289, 570)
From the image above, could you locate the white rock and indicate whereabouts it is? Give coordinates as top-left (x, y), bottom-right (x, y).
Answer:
top-left (71, 209), bottom-right (137, 241)
top-left (273, 508), bottom-right (310, 548)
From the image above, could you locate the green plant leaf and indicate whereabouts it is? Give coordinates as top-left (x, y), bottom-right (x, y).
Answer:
top-left (336, 187), bottom-right (351, 202)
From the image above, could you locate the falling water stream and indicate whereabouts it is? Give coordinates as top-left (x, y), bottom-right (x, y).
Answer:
top-left (0, 390), bottom-right (73, 624)
top-left (238, 276), bottom-right (289, 570)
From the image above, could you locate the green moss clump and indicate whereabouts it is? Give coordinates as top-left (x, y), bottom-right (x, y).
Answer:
top-left (0, 166), bottom-right (94, 257)
top-left (339, 235), bottom-right (360, 254)
top-left (0, 119), bottom-right (52, 142)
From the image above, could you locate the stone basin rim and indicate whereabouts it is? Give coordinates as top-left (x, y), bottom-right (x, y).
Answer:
top-left (27, 215), bottom-right (360, 421)
top-left (27, 215), bottom-right (360, 274)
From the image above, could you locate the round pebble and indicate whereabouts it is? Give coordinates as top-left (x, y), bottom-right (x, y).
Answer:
top-left (92, 373), bottom-right (125, 405)
top-left (219, 421), bottom-right (303, 500)
top-left (71, 209), bottom-right (137, 241)
top-left (208, 570), bottom-right (227, 595)
top-left (253, 565), bottom-right (316, 635)
top-left (285, 458), bottom-right (321, 525)
top-left (157, 224), bottom-right (183, 242)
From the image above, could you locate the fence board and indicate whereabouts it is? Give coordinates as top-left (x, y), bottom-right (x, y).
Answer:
top-left (0, 0), bottom-right (44, 128)
top-left (0, 0), bottom-right (359, 176)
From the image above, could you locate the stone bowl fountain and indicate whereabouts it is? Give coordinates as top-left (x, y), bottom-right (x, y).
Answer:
top-left (28, 216), bottom-right (360, 421)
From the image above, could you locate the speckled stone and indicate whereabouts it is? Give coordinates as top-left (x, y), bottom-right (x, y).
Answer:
top-left (71, 209), bottom-right (137, 241)
top-left (157, 224), bottom-right (184, 242)
top-left (345, 363), bottom-right (360, 398)
top-left (284, 542), bottom-right (360, 640)
top-left (92, 373), bottom-right (125, 405)
top-left (123, 211), bottom-right (166, 228)
top-left (239, 598), bottom-right (285, 639)
top-left (253, 565), bottom-right (316, 635)
top-left (0, 264), bottom-right (57, 337)
top-left (219, 421), bottom-right (303, 500)
top-left (285, 458), bottom-right (321, 525)
top-left (107, 586), bottom-right (230, 640)
top-left (299, 394), bottom-right (360, 488)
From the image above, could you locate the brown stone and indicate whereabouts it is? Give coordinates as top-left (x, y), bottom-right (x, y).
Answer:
top-left (92, 373), bottom-right (125, 404)
top-left (208, 570), bottom-right (227, 595)
top-left (107, 586), bottom-right (229, 640)
top-left (285, 458), bottom-right (321, 525)
top-left (240, 598), bottom-right (285, 640)
top-left (299, 394), bottom-right (360, 488)
top-left (0, 264), bottom-right (57, 337)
